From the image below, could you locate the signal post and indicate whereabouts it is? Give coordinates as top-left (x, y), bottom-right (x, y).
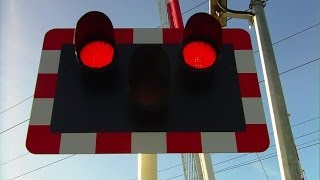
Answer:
top-left (251, 0), bottom-right (301, 179)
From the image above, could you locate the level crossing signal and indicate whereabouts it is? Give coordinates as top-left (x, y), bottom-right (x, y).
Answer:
top-left (26, 11), bottom-right (269, 154)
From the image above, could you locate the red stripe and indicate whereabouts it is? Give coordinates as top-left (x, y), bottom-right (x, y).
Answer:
top-left (163, 28), bottom-right (183, 44)
top-left (235, 124), bottom-right (270, 152)
top-left (167, 132), bottom-right (202, 153)
top-left (222, 29), bottom-right (252, 50)
top-left (238, 73), bottom-right (261, 97)
top-left (26, 125), bottom-right (61, 154)
top-left (34, 74), bottom-right (58, 98)
top-left (43, 29), bottom-right (74, 50)
top-left (114, 28), bottom-right (134, 44)
top-left (96, 132), bottom-right (131, 153)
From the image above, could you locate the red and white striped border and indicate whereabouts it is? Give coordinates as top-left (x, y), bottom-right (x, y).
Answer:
top-left (26, 28), bottom-right (269, 154)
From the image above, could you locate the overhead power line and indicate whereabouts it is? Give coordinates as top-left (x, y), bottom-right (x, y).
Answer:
top-left (157, 0), bottom-right (208, 28)
top-left (1, 70), bottom-right (318, 136)
top-left (279, 57), bottom-right (320, 75)
top-left (1, 114), bottom-right (318, 168)
top-left (131, 126), bottom-right (320, 180)
top-left (0, 4), bottom-right (317, 119)
top-left (294, 130), bottom-right (319, 140)
top-left (267, 116), bottom-right (319, 136)
top-left (212, 129), bottom-right (320, 167)
top-left (291, 116), bottom-right (320, 128)
top-left (1, 115), bottom-right (318, 174)
top-left (254, 22), bottom-right (320, 53)
top-left (0, 153), bottom-right (29, 166)
top-left (256, 153), bottom-right (270, 180)
top-left (213, 153), bottom-right (251, 166)
top-left (5, 134), bottom-right (318, 180)
top-left (1, 1), bottom-right (319, 177)
top-left (1, 1), bottom-right (210, 118)
top-left (165, 141), bottom-right (319, 180)
top-left (258, 57), bottom-right (320, 83)
top-left (215, 142), bottom-right (319, 174)
top-left (0, 95), bottom-right (33, 116)
top-left (0, 119), bottom-right (29, 135)
top-left (212, 129), bottom-right (320, 165)
top-left (9, 154), bottom-right (76, 180)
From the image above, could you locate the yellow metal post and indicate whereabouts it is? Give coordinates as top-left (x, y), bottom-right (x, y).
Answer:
top-left (209, 0), bottom-right (227, 27)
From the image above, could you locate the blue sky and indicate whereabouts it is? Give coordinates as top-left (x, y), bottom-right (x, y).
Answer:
top-left (0, 0), bottom-right (319, 179)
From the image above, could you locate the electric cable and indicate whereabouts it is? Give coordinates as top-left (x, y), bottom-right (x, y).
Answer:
top-left (215, 143), bottom-right (319, 174)
top-left (217, 0), bottom-right (254, 16)
top-left (164, 141), bottom-right (319, 179)
top-left (1, 1), bottom-right (319, 178)
top-left (294, 130), bottom-right (319, 140)
top-left (131, 127), bottom-right (320, 179)
top-left (6, 130), bottom-right (319, 180)
top-left (1, 63), bottom-right (318, 137)
top-left (213, 153), bottom-right (251, 166)
top-left (157, 0), bottom-right (208, 28)
top-left (279, 57), bottom-right (320, 75)
top-left (212, 129), bottom-right (320, 165)
top-left (1, 115), bottom-right (318, 175)
top-left (267, 116), bottom-right (319, 136)
top-left (291, 116), bottom-right (320, 128)
top-left (9, 154), bottom-right (76, 180)
top-left (258, 57), bottom-right (320, 83)
top-left (0, 95), bottom-right (33, 116)
top-left (0, 153), bottom-right (29, 166)
top-left (256, 153), bottom-right (270, 180)
top-left (0, 119), bottom-right (29, 135)
top-left (254, 22), bottom-right (320, 53)
top-left (1, 6), bottom-right (317, 121)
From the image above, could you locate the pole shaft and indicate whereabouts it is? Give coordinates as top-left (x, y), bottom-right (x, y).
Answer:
top-left (251, 0), bottom-right (301, 179)
top-left (199, 153), bottom-right (215, 180)
top-left (138, 154), bottom-right (157, 180)
top-left (166, 0), bottom-right (184, 28)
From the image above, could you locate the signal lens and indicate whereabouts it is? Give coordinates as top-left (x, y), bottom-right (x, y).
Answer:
top-left (182, 41), bottom-right (217, 69)
top-left (80, 41), bottom-right (114, 69)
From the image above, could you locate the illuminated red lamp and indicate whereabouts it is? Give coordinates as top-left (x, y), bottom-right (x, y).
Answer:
top-left (183, 41), bottom-right (217, 69)
top-left (74, 11), bottom-right (116, 70)
top-left (182, 13), bottom-right (222, 70)
top-left (80, 41), bottom-right (114, 68)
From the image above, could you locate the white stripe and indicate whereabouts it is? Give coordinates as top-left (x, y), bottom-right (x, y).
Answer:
top-left (29, 98), bottom-right (54, 125)
top-left (234, 50), bottom-right (256, 73)
top-left (60, 133), bottom-right (96, 153)
top-left (242, 98), bottom-right (266, 124)
top-left (201, 132), bottom-right (238, 152)
top-left (133, 29), bottom-right (163, 44)
top-left (131, 132), bottom-right (167, 153)
top-left (39, 50), bottom-right (61, 73)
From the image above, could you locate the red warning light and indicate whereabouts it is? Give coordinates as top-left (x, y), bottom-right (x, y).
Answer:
top-left (182, 13), bottom-right (222, 70)
top-left (74, 11), bottom-right (115, 70)
top-left (182, 41), bottom-right (217, 69)
top-left (80, 41), bottom-right (114, 69)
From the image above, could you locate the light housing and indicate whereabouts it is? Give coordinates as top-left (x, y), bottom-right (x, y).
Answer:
top-left (74, 11), bottom-right (116, 70)
top-left (182, 13), bottom-right (222, 71)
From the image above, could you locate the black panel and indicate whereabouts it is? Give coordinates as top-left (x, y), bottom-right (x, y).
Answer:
top-left (50, 44), bottom-right (245, 132)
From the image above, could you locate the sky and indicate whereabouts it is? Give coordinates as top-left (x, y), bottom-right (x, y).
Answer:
top-left (0, 0), bottom-right (319, 180)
